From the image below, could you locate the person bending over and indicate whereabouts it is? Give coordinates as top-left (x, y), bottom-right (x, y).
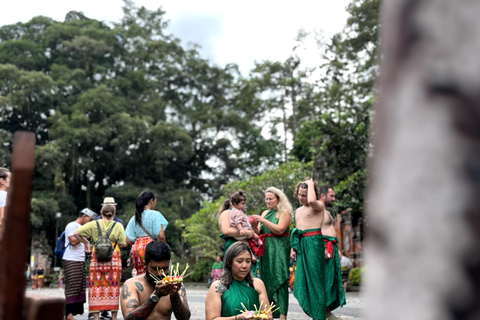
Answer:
top-left (120, 241), bottom-right (190, 320)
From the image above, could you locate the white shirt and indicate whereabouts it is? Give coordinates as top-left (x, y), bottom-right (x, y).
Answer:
top-left (0, 190), bottom-right (6, 208)
top-left (62, 221), bottom-right (85, 262)
top-left (340, 256), bottom-right (353, 269)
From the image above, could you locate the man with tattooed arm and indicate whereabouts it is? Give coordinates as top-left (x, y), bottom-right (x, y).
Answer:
top-left (120, 241), bottom-right (191, 320)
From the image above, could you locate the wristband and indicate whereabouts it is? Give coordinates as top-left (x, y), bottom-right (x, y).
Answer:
top-left (235, 315), bottom-right (238, 320)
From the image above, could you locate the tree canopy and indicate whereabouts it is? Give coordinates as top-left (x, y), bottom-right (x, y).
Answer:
top-left (0, 0), bottom-right (380, 259)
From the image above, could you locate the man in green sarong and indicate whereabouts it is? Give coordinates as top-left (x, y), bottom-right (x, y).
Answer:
top-left (290, 179), bottom-right (327, 320)
top-left (320, 186), bottom-right (346, 319)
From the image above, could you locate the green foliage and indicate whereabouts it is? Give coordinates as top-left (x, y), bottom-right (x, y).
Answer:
top-left (0, 0), bottom-right (379, 264)
top-left (348, 267), bottom-right (365, 286)
top-left (189, 258), bottom-right (213, 282)
top-left (333, 170), bottom-right (366, 216)
top-left (183, 199), bottom-right (224, 259)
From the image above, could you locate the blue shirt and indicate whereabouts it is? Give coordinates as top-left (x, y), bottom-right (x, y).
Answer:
top-left (95, 215), bottom-right (124, 226)
top-left (125, 210), bottom-right (168, 242)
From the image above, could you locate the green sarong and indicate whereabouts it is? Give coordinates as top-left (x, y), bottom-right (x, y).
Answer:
top-left (291, 228), bottom-right (326, 320)
top-left (259, 209), bottom-right (290, 318)
top-left (221, 279), bottom-right (260, 317)
top-left (220, 233), bottom-right (236, 253)
top-left (220, 233), bottom-right (258, 276)
top-left (324, 236), bottom-right (346, 310)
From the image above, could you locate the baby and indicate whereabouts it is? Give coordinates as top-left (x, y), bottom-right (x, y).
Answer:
top-left (229, 191), bottom-right (262, 246)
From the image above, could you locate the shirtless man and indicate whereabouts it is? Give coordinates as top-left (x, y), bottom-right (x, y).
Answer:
top-left (120, 241), bottom-right (191, 320)
top-left (290, 179), bottom-right (327, 320)
top-left (320, 186), bottom-right (336, 259)
top-left (320, 186), bottom-right (345, 320)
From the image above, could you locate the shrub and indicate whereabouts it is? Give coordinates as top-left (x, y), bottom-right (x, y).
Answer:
top-left (348, 267), bottom-right (364, 286)
top-left (189, 258), bottom-right (214, 282)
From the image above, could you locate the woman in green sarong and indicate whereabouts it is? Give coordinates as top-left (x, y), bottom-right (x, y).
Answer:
top-left (251, 187), bottom-right (292, 320)
top-left (205, 242), bottom-right (272, 320)
top-left (218, 191), bottom-right (258, 274)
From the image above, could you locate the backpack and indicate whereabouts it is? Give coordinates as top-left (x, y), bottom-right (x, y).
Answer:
top-left (94, 221), bottom-right (117, 262)
top-left (54, 231), bottom-right (70, 260)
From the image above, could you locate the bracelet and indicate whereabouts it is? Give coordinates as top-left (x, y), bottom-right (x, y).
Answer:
top-left (235, 315), bottom-right (238, 320)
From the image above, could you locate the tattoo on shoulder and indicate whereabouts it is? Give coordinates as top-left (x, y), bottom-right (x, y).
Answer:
top-left (122, 284), bottom-right (132, 300)
top-left (215, 283), bottom-right (227, 294)
top-left (126, 298), bottom-right (139, 308)
top-left (135, 281), bottom-right (144, 292)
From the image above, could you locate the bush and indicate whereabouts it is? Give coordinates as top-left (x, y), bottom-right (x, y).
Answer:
top-left (189, 258), bottom-right (213, 282)
top-left (348, 267), bottom-right (364, 286)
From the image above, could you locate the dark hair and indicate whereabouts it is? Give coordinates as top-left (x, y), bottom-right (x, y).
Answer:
top-left (0, 167), bottom-right (10, 180)
top-left (145, 241), bottom-right (171, 265)
top-left (319, 185), bottom-right (333, 196)
top-left (135, 190), bottom-right (156, 225)
top-left (294, 180), bottom-right (320, 200)
top-left (230, 191), bottom-right (246, 207)
top-left (217, 191), bottom-right (247, 216)
top-left (101, 204), bottom-right (115, 218)
top-left (220, 242), bottom-right (254, 288)
top-left (218, 199), bottom-right (230, 216)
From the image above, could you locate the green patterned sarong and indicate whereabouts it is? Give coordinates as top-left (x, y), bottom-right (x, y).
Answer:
top-left (221, 279), bottom-right (260, 317)
top-left (324, 235), bottom-right (346, 310)
top-left (291, 228), bottom-right (326, 320)
top-left (259, 209), bottom-right (290, 318)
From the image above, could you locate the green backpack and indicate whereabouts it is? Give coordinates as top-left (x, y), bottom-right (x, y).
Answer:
top-left (94, 221), bottom-right (117, 262)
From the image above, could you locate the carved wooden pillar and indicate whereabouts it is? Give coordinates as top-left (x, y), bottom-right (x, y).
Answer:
top-left (365, 0), bottom-right (480, 319)
top-left (0, 132), bottom-right (64, 320)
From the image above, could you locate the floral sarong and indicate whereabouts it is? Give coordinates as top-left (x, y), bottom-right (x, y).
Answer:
top-left (88, 245), bottom-right (122, 313)
top-left (131, 236), bottom-right (154, 275)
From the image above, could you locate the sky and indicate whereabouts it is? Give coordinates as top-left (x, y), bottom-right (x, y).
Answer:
top-left (0, 0), bottom-right (351, 75)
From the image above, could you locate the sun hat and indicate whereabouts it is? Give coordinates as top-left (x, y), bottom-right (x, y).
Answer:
top-left (81, 208), bottom-right (98, 219)
top-left (102, 197), bottom-right (117, 206)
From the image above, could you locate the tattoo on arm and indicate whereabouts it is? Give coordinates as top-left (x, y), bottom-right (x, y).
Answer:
top-left (135, 281), bottom-right (144, 292)
top-left (125, 297), bottom-right (157, 320)
top-left (126, 299), bottom-right (139, 308)
top-left (122, 285), bottom-right (132, 300)
top-left (171, 284), bottom-right (191, 320)
top-left (215, 283), bottom-right (227, 294)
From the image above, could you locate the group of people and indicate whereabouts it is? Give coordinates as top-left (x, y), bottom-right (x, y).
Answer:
top-left (1, 162), bottom-right (345, 320)
top-left (211, 179), bottom-right (346, 320)
top-left (62, 191), bottom-right (169, 320)
top-left (60, 178), bottom-right (345, 320)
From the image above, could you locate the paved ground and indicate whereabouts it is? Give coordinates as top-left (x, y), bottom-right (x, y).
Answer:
top-left (26, 284), bottom-right (363, 320)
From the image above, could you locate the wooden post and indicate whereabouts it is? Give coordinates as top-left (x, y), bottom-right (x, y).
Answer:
top-left (0, 131), bottom-right (64, 320)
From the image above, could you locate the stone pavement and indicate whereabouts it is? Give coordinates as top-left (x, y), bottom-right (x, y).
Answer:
top-left (26, 284), bottom-right (363, 320)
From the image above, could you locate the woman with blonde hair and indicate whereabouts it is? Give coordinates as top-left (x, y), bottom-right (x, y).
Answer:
top-left (251, 187), bottom-right (292, 320)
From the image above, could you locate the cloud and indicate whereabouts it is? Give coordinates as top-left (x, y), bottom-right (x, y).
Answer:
top-left (167, 12), bottom-right (224, 63)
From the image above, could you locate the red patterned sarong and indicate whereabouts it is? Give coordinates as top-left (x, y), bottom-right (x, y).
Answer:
top-left (88, 246), bottom-right (122, 312)
top-left (131, 236), bottom-right (153, 275)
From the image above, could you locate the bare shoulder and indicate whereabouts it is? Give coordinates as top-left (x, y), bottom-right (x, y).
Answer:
top-left (209, 280), bottom-right (227, 295)
top-left (261, 210), bottom-right (269, 217)
top-left (253, 278), bottom-right (266, 287)
top-left (253, 278), bottom-right (266, 292)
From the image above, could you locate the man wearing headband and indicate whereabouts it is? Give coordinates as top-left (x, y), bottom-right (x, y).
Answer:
top-left (63, 208), bottom-right (97, 320)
